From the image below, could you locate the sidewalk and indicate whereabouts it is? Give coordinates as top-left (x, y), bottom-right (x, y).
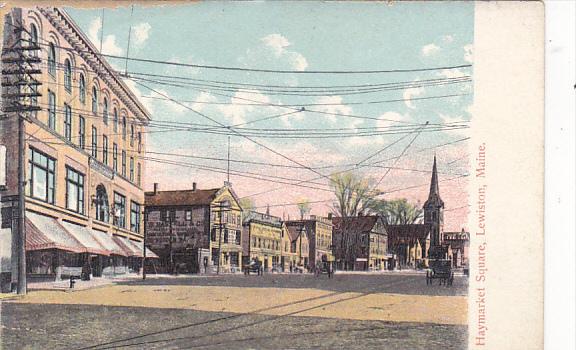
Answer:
top-left (27, 273), bottom-right (144, 292)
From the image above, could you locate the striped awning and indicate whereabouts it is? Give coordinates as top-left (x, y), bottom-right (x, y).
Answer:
top-left (130, 239), bottom-right (160, 259)
top-left (26, 212), bottom-right (85, 253)
top-left (112, 236), bottom-right (142, 257)
top-left (60, 221), bottom-right (109, 256)
top-left (92, 230), bottom-right (127, 257)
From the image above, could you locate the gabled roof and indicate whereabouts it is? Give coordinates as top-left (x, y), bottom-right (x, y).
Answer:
top-left (331, 216), bottom-right (383, 234)
top-left (145, 188), bottom-right (220, 207)
top-left (286, 224), bottom-right (306, 242)
top-left (386, 224), bottom-right (432, 242)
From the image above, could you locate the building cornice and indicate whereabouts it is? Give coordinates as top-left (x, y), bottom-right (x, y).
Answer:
top-left (38, 7), bottom-right (151, 123)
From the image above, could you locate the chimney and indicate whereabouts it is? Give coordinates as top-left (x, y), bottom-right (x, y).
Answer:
top-left (192, 182), bottom-right (197, 191)
top-left (153, 183), bottom-right (159, 195)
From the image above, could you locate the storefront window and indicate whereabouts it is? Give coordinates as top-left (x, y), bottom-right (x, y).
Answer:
top-left (27, 148), bottom-right (55, 204)
top-left (66, 167), bottom-right (84, 214)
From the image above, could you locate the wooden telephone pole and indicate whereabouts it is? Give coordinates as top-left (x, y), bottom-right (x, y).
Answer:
top-left (1, 15), bottom-right (42, 295)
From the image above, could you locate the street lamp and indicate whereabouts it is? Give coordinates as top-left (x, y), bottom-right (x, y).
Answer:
top-left (215, 200), bottom-right (231, 275)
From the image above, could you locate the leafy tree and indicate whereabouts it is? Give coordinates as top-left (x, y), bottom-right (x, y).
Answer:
top-left (372, 198), bottom-right (423, 225)
top-left (239, 197), bottom-right (255, 217)
top-left (296, 198), bottom-right (311, 220)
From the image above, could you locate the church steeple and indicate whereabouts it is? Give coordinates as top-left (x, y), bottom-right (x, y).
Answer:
top-left (423, 156), bottom-right (444, 247)
top-left (426, 155), bottom-right (444, 207)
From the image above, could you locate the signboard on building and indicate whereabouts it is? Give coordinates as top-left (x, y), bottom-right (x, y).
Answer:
top-left (89, 157), bottom-right (114, 180)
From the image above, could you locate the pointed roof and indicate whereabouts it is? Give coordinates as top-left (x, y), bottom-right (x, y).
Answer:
top-left (424, 156), bottom-right (444, 208)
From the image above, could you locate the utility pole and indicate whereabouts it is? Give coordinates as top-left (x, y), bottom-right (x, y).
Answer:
top-left (227, 136), bottom-right (230, 183)
top-left (142, 208), bottom-right (147, 280)
top-left (169, 212), bottom-right (173, 274)
top-left (216, 200), bottom-right (230, 275)
top-left (2, 16), bottom-right (42, 295)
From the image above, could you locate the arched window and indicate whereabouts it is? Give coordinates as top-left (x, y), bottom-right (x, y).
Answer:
top-left (30, 24), bottom-right (38, 57)
top-left (79, 74), bottom-right (86, 104)
top-left (92, 87), bottom-right (98, 114)
top-left (103, 98), bottom-right (108, 125)
top-left (122, 116), bottom-right (126, 140)
top-left (48, 43), bottom-right (56, 76)
top-left (64, 59), bottom-right (72, 92)
top-left (113, 108), bottom-right (118, 132)
top-left (130, 124), bottom-right (134, 146)
top-left (95, 184), bottom-right (109, 223)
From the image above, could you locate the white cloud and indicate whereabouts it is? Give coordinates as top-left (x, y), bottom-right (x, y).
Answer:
top-left (443, 35), bottom-right (454, 43)
top-left (437, 68), bottom-right (465, 79)
top-left (218, 90), bottom-right (271, 125)
top-left (403, 86), bottom-right (424, 109)
top-left (261, 34), bottom-right (308, 71)
top-left (421, 43), bottom-right (440, 56)
top-left (88, 17), bottom-right (123, 56)
top-left (438, 113), bottom-right (470, 136)
top-left (376, 111), bottom-right (411, 129)
top-left (291, 53), bottom-right (308, 71)
top-left (133, 22), bottom-right (151, 47)
top-left (261, 34), bottom-right (290, 57)
top-left (464, 44), bottom-right (474, 63)
top-left (313, 96), bottom-right (353, 123)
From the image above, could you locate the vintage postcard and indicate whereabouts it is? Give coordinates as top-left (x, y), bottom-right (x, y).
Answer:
top-left (0, 1), bottom-right (544, 349)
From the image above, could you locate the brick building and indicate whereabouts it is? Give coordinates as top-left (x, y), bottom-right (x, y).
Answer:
top-left (331, 215), bottom-right (388, 271)
top-left (0, 7), bottom-right (153, 290)
top-left (144, 183), bottom-right (243, 273)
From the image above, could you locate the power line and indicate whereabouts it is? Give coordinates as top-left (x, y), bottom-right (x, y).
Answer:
top-left (21, 37), bottom-right (472, 74)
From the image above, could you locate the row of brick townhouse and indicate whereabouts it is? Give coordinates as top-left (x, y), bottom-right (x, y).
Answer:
top-left (0, 7), bottom-right (157, 292)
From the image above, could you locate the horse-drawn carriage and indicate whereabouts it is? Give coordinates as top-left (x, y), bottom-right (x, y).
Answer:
top-left (314, 254), bottom-right (333, 278)
top-left (426, 259), bottom-right (454, 286)
top-left (243, 258), bottom-right (263, 275)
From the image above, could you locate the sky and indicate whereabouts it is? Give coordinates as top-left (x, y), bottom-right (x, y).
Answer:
top-left (66, 1), bottom-right (474, 231)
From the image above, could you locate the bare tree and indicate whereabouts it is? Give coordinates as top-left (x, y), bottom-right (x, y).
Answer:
top-left (330, 172), bottom-right (379, 270)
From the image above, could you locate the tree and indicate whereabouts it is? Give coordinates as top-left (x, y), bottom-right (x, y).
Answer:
top-left (239, 197), bottom-right (255, 217)
top-left (329, 171), bottom-right (379, 270)
top-left (296, 198), bottom-right (311, 220)
top-left (330, 171), bottom-right (378, 217)
top-left (372, 198), bottom-right (423, 225)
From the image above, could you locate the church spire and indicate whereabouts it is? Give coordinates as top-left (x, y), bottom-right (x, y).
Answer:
top-left (428, 155), bottom-right (440, 200)
top-left (425, 155), bottom-right (444, 208)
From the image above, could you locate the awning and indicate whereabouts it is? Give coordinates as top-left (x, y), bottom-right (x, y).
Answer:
top-left (26, 212), bottom-right (85, 253)
top-left (60, 221), bottom-right (109, 256)
top-left (130, 239), bottom-right (160, 259)
top-left (91, 230), bottom-right (127, 257)
top-left (112, 236), bottom-right (142, 257)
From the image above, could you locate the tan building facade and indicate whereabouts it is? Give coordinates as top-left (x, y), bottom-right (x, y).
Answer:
top-left (283, 223), bottom-right (309, 271)
top-left (285, 215), bottom-right (332, 271)
top-left (0, 8), bottom-right (151, 289)
top-left (241, 211), bottom-right (282, 272)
